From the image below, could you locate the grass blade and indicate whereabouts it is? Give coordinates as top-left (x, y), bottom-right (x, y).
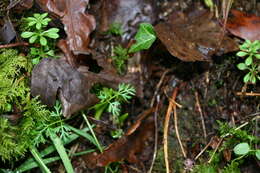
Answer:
top-left (30, 147), bottom-right (51, 173)
top-left (50, 132), bottom-right (74, 173)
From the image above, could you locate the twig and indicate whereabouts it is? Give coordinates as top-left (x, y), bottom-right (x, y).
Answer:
top-left (0, 42), bottom-right (29, 49)
top-left (208, 138), bottom-right (223, 163)
top-left (163, 88), bottom-right (178, 173)
top-left (150, 69), bottom-right (170, 107)
top-left (164, 89), bottom-right (183, 108)
top-left (236, 92), bottom-right (260, 96)
top-left (173, 92), bottom-right (187, 158)
top-left (148, 96), bottom-right (160, 173)
top-left (195, 137), bottom-right (215, 160)
top-left (195, 91), bottom-right (207, 138)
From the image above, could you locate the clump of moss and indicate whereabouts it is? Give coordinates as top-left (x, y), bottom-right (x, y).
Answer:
top-left (0, 49), bottom-right (50, 161)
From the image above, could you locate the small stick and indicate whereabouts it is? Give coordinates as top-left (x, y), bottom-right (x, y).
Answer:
top-left (195, 91), bottom-right (207, 138)
top-left (195, 137), bottom-right (215, 160)
top-left (150, 69), bottom-right (170, 107)
top-left (173, 94), bottom-right (187, 158)
top-left (148, 96), bottom-right (160, 173)
top-left (163, 88), bottom-right (178, 173)
top-left (236, 92), bottom-right (260, 96)
top-left (208, 138), bottom-right (223, 163)
top-left (0, 42), bottom-right (29, 49)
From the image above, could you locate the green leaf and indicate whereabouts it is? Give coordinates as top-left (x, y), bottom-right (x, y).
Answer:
top-left (234, 143), bottom-right (250, 155)
top-left (129, 23), bottom-right (156, 53)
top-left (245, 56), bottom-right (253, 66)
top-left (244, 73), bottom-right (251, 83)
top-left (252, 76), bottom-right (256, 84)
top-left (30, 147), bottom-right (51, 173)
top-left (40, 36), bottom-right (47, 46)
top-left (21, 32), bottom-right (34, 38)
top-left (40, 13), bottom-right (49, 19)
top-left (43, 28), bottom-right (59, 39)
top-left (255, 150), bottom-right (260, 160)
top-left (36, 23), bottom-right (42, 30)
top-left (67, 125), bottom-right (98, 147)
top-left (236, 51), bottom-right (248, 57)
top-left (254, 54), bottom-right (260, 59)
top-left (237, 63), bottom-right (247, 70)
top-left (29, 35), bottom-right (38, 44)
top-left (28, 21), bottom-right (37, 26)
top-left (32, 58), bottom-right (40, 65)
top-left (42, 18), bottom-right (51, 26)
top-left (33, 13), bottom-right (41, 19)
top-left (50, 132), bottom-right (74, 173)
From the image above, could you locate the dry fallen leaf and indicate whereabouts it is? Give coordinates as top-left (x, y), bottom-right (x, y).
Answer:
top-left (155, 9), bottom-right (238, 62)
top-left (36, 0), bottom-right (96, 54)
top-left (99, 0), bottom-right (156, 41)
top-left (82, 108), bottom-right (155, 168)
top-left (226, 10), bottom-right (260, 41)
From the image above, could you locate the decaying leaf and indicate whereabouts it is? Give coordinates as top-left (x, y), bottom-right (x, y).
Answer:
top-left (100, 0), bottom-right (156, 41)
top-left (7, 0), bottom-right (33, 11)
top-left (82, 108), bottom-right (155, 168)
top-left (36, 0), bottom-right (96, 54)
top-left (0, 17), bottom-right (16, 44)
top-left (226, 10), bottom-right (260, 41)
top-left (154, 9), bottom-right (238, 62)
top-left (31, 57), bottom-right (142, 117)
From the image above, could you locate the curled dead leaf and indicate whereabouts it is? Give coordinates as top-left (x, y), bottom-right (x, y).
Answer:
top-left (155, 9), bottom-right (238, 62)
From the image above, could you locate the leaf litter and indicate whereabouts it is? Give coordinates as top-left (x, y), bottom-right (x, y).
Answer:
top-left (1, 0), bottom-right (260, 172)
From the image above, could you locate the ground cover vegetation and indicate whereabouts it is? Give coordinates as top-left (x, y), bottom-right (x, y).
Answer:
top-left (0, 0), bottom-right (259, 172)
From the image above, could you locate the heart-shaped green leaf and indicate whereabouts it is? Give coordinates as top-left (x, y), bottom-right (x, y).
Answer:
top-left (129, 23), bottom-right (156, 53)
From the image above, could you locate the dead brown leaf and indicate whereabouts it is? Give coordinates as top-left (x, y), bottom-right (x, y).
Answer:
top-left (82, 108), bottom-right (155, 168)
top-left (36, 0), bottom-right (96, 54)
top-left (99, 0), bottom-right (156, 41)
top-left (154, 9), bottom-right (238, 62)
top-left (31, 57), bottom-right (142, 117)
top-left (226, 10), bottom-right (260, 41)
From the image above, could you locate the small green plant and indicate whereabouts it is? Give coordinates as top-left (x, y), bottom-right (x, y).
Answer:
top-left (111, 23), bottom-right (156, 74)
top-left (21, 13), bottom-right (59, 64)
top-left (107, 22), bottom-right (123, 36)
top-left (193, 120), bottom-right (260, 173)
top-left (112, 45), bottom-right (130, 74)
top-left (236, 40), bottom-right (260, 84)
top-left (204, 0), bottom-right (214, 11)
top-left (128, 23), bottom-right (156, 53)
top-left (92, 83), bottom-right (135, 120)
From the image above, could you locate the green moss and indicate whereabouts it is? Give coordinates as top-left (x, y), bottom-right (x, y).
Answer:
top-left (0, 49), bottom-right (50, 161)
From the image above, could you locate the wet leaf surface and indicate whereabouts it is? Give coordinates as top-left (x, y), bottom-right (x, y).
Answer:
top-left (154, 9), bottom-right (238, 61)
top-left (36, 0), bottom-right (96, 54)
top-left (226, 10), bottom-right (260, 41)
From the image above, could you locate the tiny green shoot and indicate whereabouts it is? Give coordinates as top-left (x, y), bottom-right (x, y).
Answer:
top-left (236, 40), bottom-right (260, 84)
top-left (21, 13), bottom-right (59, 65)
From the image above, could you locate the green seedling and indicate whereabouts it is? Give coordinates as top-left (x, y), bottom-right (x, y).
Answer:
top-left (236, 40), bottom-right (260, 84)
top-left (21, 13), bottom-right (59, 64)
top-left (129, 23), bottom-right (156, 53)
top-left (111, 23), bottom-right (156, 74)
top-left (92, 83), bottom-right (135, 120)
top-left (112, 45), bottom-right (129, 74)
top-left (107, 22), bottom-right (123, 36)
